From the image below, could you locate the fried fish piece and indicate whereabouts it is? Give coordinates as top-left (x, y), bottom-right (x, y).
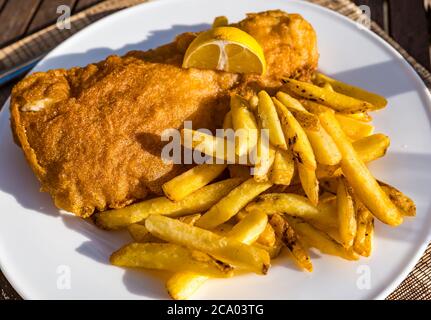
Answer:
top-left (10, 10), bottom-right (318, 217)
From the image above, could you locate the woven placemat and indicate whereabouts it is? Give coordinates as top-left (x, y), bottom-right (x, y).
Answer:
top-left (0, 0), bottom-right (430, 300)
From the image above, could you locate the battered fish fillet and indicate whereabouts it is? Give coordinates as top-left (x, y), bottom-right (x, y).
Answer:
top-left (10, 10), bottom-right (318, 217)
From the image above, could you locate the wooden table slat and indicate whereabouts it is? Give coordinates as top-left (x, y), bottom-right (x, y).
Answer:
top-left (74, 0), bottom-right (103, 12)
top-left (428, 1), bottom-right (431, 47)
top-left (0, 0), bottom-right (7, 13)
top-left (388, 0), bottom-right (431, 69)
top-left (27, 0), bottom-right (78, 34)
top-left (0, 262), bottom-right (20, 300)
top-left (0, 0), bottom-right (42, 47)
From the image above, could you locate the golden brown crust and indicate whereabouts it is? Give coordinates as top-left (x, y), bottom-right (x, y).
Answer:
top-left (236, 11), bottom-right (318, 83)
top-left (10, 10), bottom-right (318, 217)
top-left (11, 58), bottom-right (237, 217)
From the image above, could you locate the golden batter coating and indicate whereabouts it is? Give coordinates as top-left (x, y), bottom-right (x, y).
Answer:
top-left (10, 10), bottom-right (318, 217)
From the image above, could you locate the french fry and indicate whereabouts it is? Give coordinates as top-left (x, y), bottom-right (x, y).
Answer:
top-left (306, 214), bottom-right (343, 245)
top-left (276, 91), bottom-right (308, 112)
top-left (335, 113), bottom-right (374, 141)
top-left (297, 162), bottom-right (319, 206)
top-left (352, 133), bottom-right (390, 163)
top-left (316, 163), bottom-right (341, 179)
top-left (273, 98), bottom-right (316, 170)
top-left (213, 223), bottom-right (234, 236)
top-left (322, 177), bottom-right (415, 218)
top-left (231, 94), bottom-right (259, 157)
top-left (235, 209), bottom-right (248, 221)
top-left (127, 223), bottom-right (162, 243)
top-left (162, 164), bottom-right (227, 201)
top-left (314, 73), bottom-right (388, 109)
top-left (270, 149), bottom-right (295, 185)
top-left (306, 125), bottom-right (342, 166)
top-left (316, 133), bottom-right (390, 179)
top-left (272, 91), bottom-right (320, 131)
top-left (313, 105), bottom-right (403, 226)
top-left (274, 96), bottom-right (318, 203)
top-left (222, 112), bottom-right (237, 170)
top-left (256, 223), bottom-right (276, 247)
top-left (249, 95), bottom-right (259, 112)
top-left (286, 217), bottom-right (359, 260)
top-left (270, 214), bottom-right (313, 272)
top-left (255, 240), bottom-right (284, 259)
top-left (128, 223), bottom-right (149, 241)
top-left (282, 79), bottom-right (379, 113)
top-left (196, 178), bottom-right (272, 229)
top-left (223, 110), bottom-right (233, 129)
top-left (145, 215), bottom-right (270, 274)
top-left (246, 193), bottom-right (336, 228)
top-left (167, 211), bottom-right (267, 300)
top-left (337, 178), bottom-right (357, 248)
top-left (228, 164), bottom-right (251, 179)
top-left (320, 178), bottom-right (339, 194)
top-left (253, 131), bottom-right (276, 182)
top-left (379, 181), bottom-right (416, 216)
top-left (178, 213), bottom-right (202, 225)
top-left (269, 183), bottom-right (302, 195)
top-left (111, 243), bottom-right (234, 277)
top-left (245, 193), bottom-right (319, 217)
top-left (167, 272), bottom-right (208, 300)
top-left (94, 178), bottom-right (243, 229)
top-left (344, 112), bottom-right (372, 122)
top-left (315, 199), bottom-right (339, 229)
top-left (272, 195), bottom-right (338, 233)
top-left (320, 192), bottom-right (337, 203)
top-left (308, 193), bottom-right (341, 242)
top-left (314, 225), bottom-right (343, 245)
top-left (181, 128), bottom-right (235, 163)
top-left (277, 102), bottom-right (320, 132)
top-left (353, 196), bottom-right (374, 257)
top-left (228, 211), bottom-right (269, 244)
top-left (323, 82), bottom-right (334, 91)
top-left (231, 211), bottom-right (284, 258)
top-left (275, 93), bottom-right (341, 166)
top-left (257, 91), bottom-right (287, 149)
top-left (303, 103), bottom-right (387, 162)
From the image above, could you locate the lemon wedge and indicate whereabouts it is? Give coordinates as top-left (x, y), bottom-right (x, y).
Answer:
top-left (182, 27), bottom-right (266, 75)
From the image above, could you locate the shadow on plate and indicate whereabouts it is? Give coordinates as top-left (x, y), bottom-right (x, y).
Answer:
top-left (36, 23), bottom-right (211, 71)
top-left (0, 125), bottom-right (59, 217)
top-left (61, 214), bottom-right (170, 299)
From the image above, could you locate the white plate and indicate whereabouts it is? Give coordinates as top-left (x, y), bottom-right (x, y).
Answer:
top-left (1, 0), bottom-right (431, 300)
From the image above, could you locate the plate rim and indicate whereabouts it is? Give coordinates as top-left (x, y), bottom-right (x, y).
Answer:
top-left (1, 0), bottom-right (430, 300)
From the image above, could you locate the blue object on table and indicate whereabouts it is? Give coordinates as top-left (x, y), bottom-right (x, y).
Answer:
top-left (0, 55), bottom-right (44, 87)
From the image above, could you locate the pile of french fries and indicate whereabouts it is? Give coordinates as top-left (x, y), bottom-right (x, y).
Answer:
top-left (94, 73), bottom-right (416, 300)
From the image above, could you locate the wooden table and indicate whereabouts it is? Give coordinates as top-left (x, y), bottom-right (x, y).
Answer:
top-left (0, 0), bottom-right (430, 300)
